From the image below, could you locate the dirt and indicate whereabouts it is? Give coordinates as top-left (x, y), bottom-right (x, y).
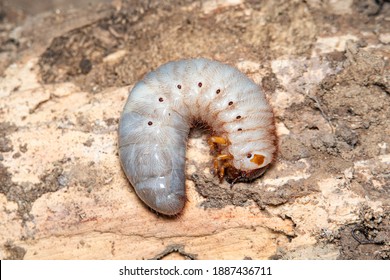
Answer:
top-left (0, 122), bottom-right (16, 152)
top-left (0, 0), bottom-right (389, 259)
top-left (2, 241), bottom-right (26, 260)
top-left (191, 169), bottom-right (317, 210)
top-left (37, 0), bottom-right (319, 92)
top-left (0, 159), bottom-right (65, 221)
top-left (337, 206), bottom-right (390, 259)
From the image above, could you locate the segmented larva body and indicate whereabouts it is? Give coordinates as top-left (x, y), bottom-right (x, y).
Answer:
top-left (119, 58), bottom-right (276, 215)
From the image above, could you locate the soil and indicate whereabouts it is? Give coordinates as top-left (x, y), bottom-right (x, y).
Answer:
top-left (0, 0), bottom-right (389, 259)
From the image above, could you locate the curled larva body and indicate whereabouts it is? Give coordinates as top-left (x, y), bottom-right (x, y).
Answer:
top-left (119, 58), bottom-right (277, 215)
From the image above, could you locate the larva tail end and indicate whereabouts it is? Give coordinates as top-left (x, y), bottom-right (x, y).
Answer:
top-left (145, 193), bottom-right (186, 216)
top-left (156, 194), bottom-right (186, 216)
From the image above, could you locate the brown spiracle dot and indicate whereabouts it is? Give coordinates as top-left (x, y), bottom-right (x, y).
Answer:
top-left (148, 121), bottom-right (153, 126)
top-left (177, 84), bottom-right (182, 89)
top-left (159, 97), bottom-right (164, 102)
top-left (236, 115), bottom-right (241, 119)
top-left (237, 128), bottom-right (242, 131)
top-left (228, 101), bottom-right (233, 106)
top-left (247, 153), bottom-right (252, 158)
top-left (216, 89), bottom-right (221, 94)
top-left (198, 82), bottom-right (202, 87)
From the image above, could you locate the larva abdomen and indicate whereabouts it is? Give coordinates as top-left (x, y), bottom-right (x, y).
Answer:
top-left (119, 107), bottom-right (190, 215)
top-left (119, 58), bottom-right (277, 215)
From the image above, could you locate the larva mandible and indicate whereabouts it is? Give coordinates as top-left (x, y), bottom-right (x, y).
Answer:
top-left (119, 58), bottom-right (277, 215)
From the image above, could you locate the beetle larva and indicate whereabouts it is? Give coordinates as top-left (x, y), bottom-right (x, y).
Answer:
top-left (119, 58), bottom-right (277, 215)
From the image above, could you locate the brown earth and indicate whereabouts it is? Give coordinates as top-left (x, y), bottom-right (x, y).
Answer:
top-left (0, 0), bottom-right (389, 260)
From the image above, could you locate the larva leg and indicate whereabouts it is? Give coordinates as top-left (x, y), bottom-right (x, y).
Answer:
top-left (213, 158), bottom-right (219, 175)
top-left (208, 136), bottom-right (225, 155)
top-left (212, 154), bottom-right (231, 176)
top-left (208, 136), bottom-right (229, 153)
top-left (210, 134), bottom-right (233, 180)
top-left (218, 161), bottom-right (235, 183)
top-left (217, 154), bottom-right (233, 160)
top-left (212, 157), bottom-right (223, 181)
top-left (215, 154), bottom-right (233, 182)
top-left (210, 136), bottom-right (228, 145)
